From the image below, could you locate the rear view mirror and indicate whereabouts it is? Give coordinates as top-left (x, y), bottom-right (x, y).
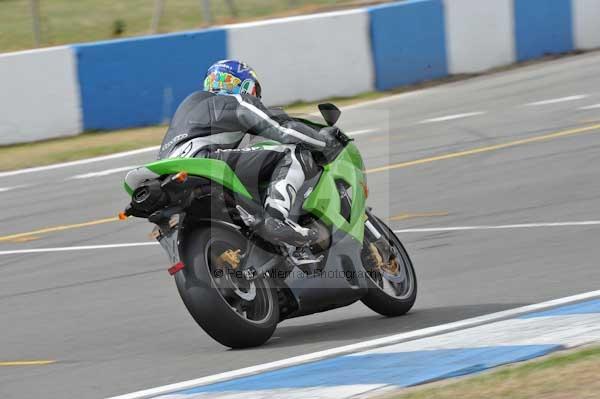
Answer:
top-left (318, 103), bottom-right (341, 126)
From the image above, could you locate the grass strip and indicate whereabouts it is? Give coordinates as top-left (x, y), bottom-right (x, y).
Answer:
top-left (386, 345), bottom-right (600, 399)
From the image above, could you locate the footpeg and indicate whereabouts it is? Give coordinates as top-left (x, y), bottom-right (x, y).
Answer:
top-left (242, 257), bottom-right (279, 281)
top-left (236, 205), bottom-right (258, 227)
top-left (285, 244), bottom-right (323, 266)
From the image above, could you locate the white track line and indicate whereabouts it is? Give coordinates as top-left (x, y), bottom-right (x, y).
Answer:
top-left (69, 166), bottom-right (136, 180)
top-left (108, 289), bottom-right (600, 399)
top-left (0, 185), bottom-right (28, 193)
top-left (579, 103), bottom-right (600, 110)
top-left (417, 111), bottom-right (486, 124)
top-left (393, 220), bottom-right (600, 233)
top-left (525, 95), bottom-right (588, 106)
top-left (340, 90), bottom-right (429, 111)
top-left (0, 146), bottom-right (159, 178)
top-left (0, 242), bottom-right (159, 256)
top-left (4, 127), bottom-right (371, 182)
top-left (4, 221), bottom-right (599, 256)
top-left (57, 130), bottom-right (372, 181)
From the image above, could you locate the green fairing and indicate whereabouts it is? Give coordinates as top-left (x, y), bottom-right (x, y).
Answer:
top-left (124, 145), bottom-right (366, 241)
top-left (124, 182), bottom-right (133, 195)
top-left (303, 143), bottom-right (367, 242)
top-left (143, 158), bottom-right (253, 199)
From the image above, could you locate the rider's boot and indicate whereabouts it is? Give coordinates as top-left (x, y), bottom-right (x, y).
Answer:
top-left (255, 207), bottom-right (318, 247)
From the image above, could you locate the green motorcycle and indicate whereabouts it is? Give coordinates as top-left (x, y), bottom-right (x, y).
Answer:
top-left (121, 104), bottom-right (416, 348)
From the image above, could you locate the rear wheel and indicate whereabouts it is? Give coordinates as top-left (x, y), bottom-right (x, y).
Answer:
top-left (360, 216), bottom-right (417, 317)
top-left (174, 225), bottom-right (279, 348)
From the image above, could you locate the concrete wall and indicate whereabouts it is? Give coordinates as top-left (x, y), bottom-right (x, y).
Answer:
top-left (227, 10), bottom-right (374, 107)
top-left (0, 47), bottom-right (81, 145)
top-left (572, 0), bottom-right (600, 50)
top-left (2, 0), bottom-right (600, 145)
top-left (369, 0), bottom-right (448, 91)
top-left (514, 0), bottom-right (573, 61)
top-left (74, 29), bottom-right (227, 131)
top-left (444, 0), bottom-right (515, 74)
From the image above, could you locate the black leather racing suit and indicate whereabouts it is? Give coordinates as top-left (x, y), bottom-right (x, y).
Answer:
top-left (158, 91), bottom-right (326, 219)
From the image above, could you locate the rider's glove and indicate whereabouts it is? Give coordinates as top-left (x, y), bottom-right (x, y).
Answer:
top-left (316, 127), bottom-right (343, 163)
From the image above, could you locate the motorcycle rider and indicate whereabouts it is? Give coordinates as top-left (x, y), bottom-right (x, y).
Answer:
top-left (158, 59), bottom-right (335, 247)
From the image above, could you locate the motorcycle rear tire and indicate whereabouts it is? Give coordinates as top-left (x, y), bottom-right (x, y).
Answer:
top-left (174, 225), bottom-right (279, 348)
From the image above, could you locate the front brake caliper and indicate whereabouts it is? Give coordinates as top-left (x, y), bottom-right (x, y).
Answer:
top-left (369, 243), bottom-right (398, 274)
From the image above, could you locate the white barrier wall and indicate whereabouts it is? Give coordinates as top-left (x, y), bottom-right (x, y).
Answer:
top-left (572, 0), bottom-right (600, 50)
top-left (0, 47), bottom-right (81, 145)
top-left (444, 0), bottom-right (515, 74)
top-left (227, 9), bottom-right (375, 107)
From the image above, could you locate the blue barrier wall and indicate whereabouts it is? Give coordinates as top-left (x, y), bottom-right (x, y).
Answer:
top-left (514, 0), bottom-right (573, 62)
top-left (369, 0), bottom-right (447, 91)
top-left (74, 29), bottom-right (227, 131)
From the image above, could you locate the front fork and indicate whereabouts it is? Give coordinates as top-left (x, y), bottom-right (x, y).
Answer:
top-left (363, 210), bottom-right (407, 284)
top-left (365, 213), bottom-right (383, 241)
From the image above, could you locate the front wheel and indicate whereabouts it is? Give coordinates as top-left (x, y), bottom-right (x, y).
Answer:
top-left (360, 215), bottom-right (417, 317)
top-left (174, 225), bottom-right (279, 348)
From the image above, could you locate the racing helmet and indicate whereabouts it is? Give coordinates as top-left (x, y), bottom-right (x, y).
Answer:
top-left (203, 59), bottom-right (262, 98)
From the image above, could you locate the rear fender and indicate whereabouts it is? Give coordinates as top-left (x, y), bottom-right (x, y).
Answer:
top-left (124, 157), bottom-right (252, 200)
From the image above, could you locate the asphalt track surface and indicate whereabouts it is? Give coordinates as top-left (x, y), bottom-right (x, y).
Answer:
top-left (2, 52), bottom-right (600, 398)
